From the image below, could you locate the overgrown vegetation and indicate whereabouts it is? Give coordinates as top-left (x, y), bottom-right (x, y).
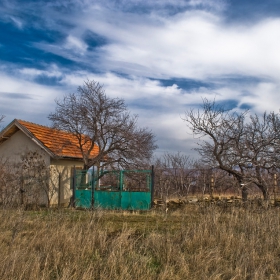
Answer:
top-left (0, 150), bottom-right (57, 208)
top-left (152, 151), bottom-right (278, 201)
top-left (1, 205), bottom-right (280, 279)
top-left (183, 98), bottom-right (280, 200)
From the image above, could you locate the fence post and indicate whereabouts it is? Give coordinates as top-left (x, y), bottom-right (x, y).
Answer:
top-left (274, 173), bottom-right (277, 204)
top-left (119, 170), bottom-right (124, 191)
top-left (151, 165), bottom-right (154, 208)
top-left (58, 173), bottom-right (61, 208)
top-left (210, 174), bottom-right (214, 199)
top-left (91, 167), bottom-right (95, 209)
top-left (20, 174), bottom-right (25, 206)
top-left (72, 166), bottom-right (76, 208)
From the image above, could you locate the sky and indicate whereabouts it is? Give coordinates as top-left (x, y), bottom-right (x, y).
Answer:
top-left (1, 0), bottom-right (280, 158)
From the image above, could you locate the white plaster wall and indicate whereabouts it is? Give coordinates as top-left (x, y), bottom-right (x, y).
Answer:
top-left (0, 130), bottom-right (51, 206)
top-left (50, 159), bottom-right (84, 205)
top-left (0, 130), bottom-right (50, 165)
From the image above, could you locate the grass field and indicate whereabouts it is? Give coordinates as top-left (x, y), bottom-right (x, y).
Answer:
top-left (1, 203), bottom-right (280, 279)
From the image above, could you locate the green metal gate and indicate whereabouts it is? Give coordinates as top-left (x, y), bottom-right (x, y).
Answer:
top-left (74, 170), bottom-right (92, 208)
top-left (74, 168), bottom-right (154, 210)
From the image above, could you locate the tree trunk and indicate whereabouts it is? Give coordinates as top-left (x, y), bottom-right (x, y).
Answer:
top-left (258, 185), bottom-right (269, 200)
top-left (235, 176), bottom-right (248, 201)
top-left (241, 186), bottom-right (248, 201)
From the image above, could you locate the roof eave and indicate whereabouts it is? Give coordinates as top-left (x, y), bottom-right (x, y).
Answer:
top-left (57, 156), bottom-right (84, 161)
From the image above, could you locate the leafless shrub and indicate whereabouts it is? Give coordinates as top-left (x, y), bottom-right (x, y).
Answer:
top-left (0, 150), bottom-right (58, 209)
top-left (153, 152), bottom-right (196, 199)
top-left (0, 158), bottom-right (21, 207)
top-left (20, 150), bottom-right (57, 208)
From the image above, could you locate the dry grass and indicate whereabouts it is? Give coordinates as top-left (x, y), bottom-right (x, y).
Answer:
top-left (1, 204), bottom-right (280, 279)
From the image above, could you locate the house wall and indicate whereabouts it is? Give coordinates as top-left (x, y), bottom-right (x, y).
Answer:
top-left (50, 159), bottom-right (84, 206)
top-left (0, 130), bottom-right (50, 165)
top-left (0, 130), bottom-right (86, 207)
top-left (0, 130), bottom-right (51, 206)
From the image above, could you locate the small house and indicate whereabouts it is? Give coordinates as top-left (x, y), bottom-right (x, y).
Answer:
top-left (0, 119), bottom-right (99, 206)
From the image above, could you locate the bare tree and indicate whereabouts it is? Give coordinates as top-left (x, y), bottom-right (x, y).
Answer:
top-left (183, 99), bottom-right (280, 200)
top-left (183, 99), bottom-right (248, 199)
top-left (49, 80), bottom-right (157, 171)
top-left (241, 112), bottom-right (280, 199)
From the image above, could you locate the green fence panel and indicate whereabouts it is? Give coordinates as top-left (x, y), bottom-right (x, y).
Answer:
top-left (74, 170), bottom-right (92, 208)
top-left (74, 168), bottom-right (153, 210)
top-left (75, 189), bottom-right (92, 208)
top-left (94, 191), bottom-right (121, 209)
top-left (121, 191), bottom-right (151, 210)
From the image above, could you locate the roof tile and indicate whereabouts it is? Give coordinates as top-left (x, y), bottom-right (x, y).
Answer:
top-left (17, 120), bottom-right (99, 159)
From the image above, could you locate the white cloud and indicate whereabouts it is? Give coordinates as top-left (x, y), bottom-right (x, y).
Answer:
top-left (189, 0), bottom-right (227, 11)
top-left (245, 82), bottom-right (280, 113)
top-left (2, 65), bottom-right (280, 157)
top-left (29, 1), bottom-right (280, 85)
top-left (0, 71), bottom-right (64, 126)
top-left (9, 16), bottom-right (23, 29)
top-left (2, 0), bottom-right (280, 157)
top-left (64, 7), bottom-right (280, 83)
top-left (19, 64), bottom-right (63, 79)
top-left (64, 35), bottom-right (88, 55)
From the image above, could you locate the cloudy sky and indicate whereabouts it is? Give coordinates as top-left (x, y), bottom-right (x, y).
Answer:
top-left (1, 0), bottom-right (280, 157)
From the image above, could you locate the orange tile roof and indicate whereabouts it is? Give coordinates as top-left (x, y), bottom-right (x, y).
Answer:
top-left (17, 120), bottom-right (99, 159)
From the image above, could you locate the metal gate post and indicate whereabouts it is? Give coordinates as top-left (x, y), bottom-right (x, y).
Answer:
top-left (72, 167), bottom-right (76, 208)
top-left (151, 165), bottom-right (154, 207)
top-left (91, 168), bottom-right (95, 209)
top-left (119, 170), bottom-right (124, 191)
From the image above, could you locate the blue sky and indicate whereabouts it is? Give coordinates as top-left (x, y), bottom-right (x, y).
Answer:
top-left (1, 0), bottom-right (280, 157)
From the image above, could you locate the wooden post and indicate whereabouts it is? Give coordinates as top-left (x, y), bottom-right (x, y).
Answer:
top-left (72, 166), bottom-right (76, 208)
top-left (58, 173), bottom-right (61, 208)
top-left (210, 174), bottom-right (214, 199)
top-left (151, 165), bottom-right (154, 208)
top-left (274, 173), bottom-right (277, 203)
top-left (240, 183), bottom-right (248, 201)
top-left (120, 170), bottom-right (124, 191)
top-left (20, 173), bottom-right (25, 206)
top-left (91, 167), bottom-right (95, 209)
